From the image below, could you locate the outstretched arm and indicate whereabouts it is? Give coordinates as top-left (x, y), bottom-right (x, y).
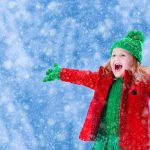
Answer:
top-left (43, 64), bottom-right (99, 90)
top-left (60, 68), bottom-right (98, 90)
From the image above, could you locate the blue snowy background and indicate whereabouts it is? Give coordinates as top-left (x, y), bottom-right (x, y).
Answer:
top-left (0, 0), bottom-right (150, 150)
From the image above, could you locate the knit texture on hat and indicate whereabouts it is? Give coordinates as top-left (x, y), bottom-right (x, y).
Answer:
top-left (110, 30), bottom-right (145, 63)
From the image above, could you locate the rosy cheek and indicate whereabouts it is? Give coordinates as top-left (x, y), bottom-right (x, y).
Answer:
top-left (110, 61), bottom-right (113, 68)
top-left (125, 64), bottom-right (131, 70)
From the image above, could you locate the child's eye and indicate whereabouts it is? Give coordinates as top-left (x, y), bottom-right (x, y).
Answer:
top-left (121, 54), bottom-right (126, 57)
top-left (112, 54), bottom-right (116, 57)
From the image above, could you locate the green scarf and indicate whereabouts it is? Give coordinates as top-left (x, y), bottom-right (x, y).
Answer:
top-left (92, 78), bottom-right (123, 150)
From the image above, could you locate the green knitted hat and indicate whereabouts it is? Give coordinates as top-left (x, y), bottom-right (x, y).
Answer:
top-left (110, 30), bottom-right (145, 63)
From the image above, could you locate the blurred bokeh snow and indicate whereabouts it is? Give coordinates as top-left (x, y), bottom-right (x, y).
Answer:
top-left (0, 0), bottom-right (150, 150)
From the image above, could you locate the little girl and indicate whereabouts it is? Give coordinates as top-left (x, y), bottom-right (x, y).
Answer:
top-left (43, 30), bottom-right (150, 150)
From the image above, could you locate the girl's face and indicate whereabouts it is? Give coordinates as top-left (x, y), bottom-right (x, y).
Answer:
top-left (110, 48), bottom-right (134, 78)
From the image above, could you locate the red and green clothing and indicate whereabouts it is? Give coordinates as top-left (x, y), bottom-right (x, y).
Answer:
top-left (60, 66), bottom-right (150, 150)
top-left (92, 78), bottom-right (123, 150)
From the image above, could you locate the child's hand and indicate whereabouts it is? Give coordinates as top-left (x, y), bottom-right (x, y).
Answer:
top-left (43, 63), bottom-right (61, 82)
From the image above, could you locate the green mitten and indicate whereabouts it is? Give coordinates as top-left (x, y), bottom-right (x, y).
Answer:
top-left (43, 63), bottom-right (61, 82)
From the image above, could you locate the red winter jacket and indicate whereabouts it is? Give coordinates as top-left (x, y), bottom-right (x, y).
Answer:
top-left (60, 66), bottom-right (150, 150)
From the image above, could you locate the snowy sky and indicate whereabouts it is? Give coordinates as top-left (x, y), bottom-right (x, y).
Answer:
top-left (0, 0), bottom-right (150, 150)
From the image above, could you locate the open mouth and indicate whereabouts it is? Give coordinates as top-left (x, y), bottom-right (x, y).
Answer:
top-left (115, 64), bottom-right (122, 71)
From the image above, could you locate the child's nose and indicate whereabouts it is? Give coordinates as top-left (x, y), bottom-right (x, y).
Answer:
top-left (114, 56), bottom-right (120, 61)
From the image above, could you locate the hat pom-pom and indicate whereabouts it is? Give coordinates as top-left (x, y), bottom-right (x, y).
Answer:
top-left (126, 30), bottom-right (145, 44)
